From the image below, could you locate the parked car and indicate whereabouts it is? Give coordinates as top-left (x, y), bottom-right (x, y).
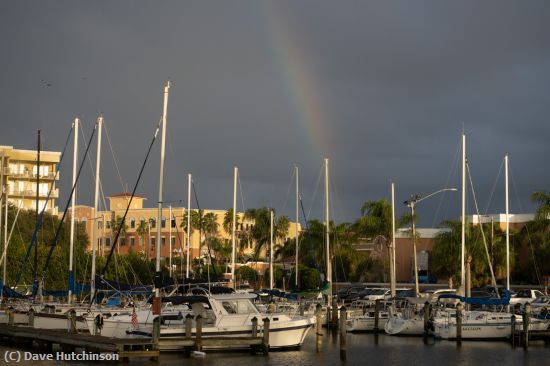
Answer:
top-left (420, 288), bottom-right (457, 303)
top-left (362, 288), bottom-right (391, 302)
top-left (509, 289), bottom-right (546, 305)
top-left (338, 285), bottom-right (368, 302)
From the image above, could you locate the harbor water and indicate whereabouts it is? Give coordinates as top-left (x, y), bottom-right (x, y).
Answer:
top-left (0, 329), bottom-right (548, 365)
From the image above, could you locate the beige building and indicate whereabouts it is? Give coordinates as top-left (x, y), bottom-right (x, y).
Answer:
top-left (0, 145), bottom-right (60, 215)
top-left (72, 193), bottom-right (301, 266)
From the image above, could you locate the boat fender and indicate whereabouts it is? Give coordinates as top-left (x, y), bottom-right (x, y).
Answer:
top-left (192, 351), bottom-right (206, 358)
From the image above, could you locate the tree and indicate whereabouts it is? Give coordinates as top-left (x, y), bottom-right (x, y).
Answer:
top-left (235, 265), bottom-right (257, 282)
top-left (431, 220), bottom-right (509, 288)
top-left (136, 219), bottom-right (149, 251)
top-left (532, 190), bottom-right (550, 221)
top-left (357, 199), bottom-right (393, 239)
top-left (244, 208), bottom-right (289, 261)
top-left (111, 215), bottom-right (129, 254)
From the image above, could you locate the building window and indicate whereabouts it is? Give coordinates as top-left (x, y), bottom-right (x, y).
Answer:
top-left (106, 220), bottom-right (111, 229)
top-left (98, 221), bottom-right (103, 229)
top-left (81, 217), bottom-right (87, 225)
top-left (161, 237), bottom-right (166, 246)
top-left (120, 238), bottom-right (126, 246)
top-left (161, 217), bottom-right (166, 228)
top-left (171, 218), bottom-right (176, 228)
top-left (106, 237), bottom-right (111, 246)
top-left (150, 219), bottom-right (156, 229)
top-left (130, 218), bottom-right (136, 229)
top-left (151, 238), bottom-right (156, 247)
top-left (130, 237), bottom-right (135, 246)
top-left (171, 237), bottom-right (176, 247)
top-left (98, 238), bottom-right (102, 247)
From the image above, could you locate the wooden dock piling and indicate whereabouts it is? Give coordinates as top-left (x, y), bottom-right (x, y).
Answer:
top-left (262, 317), bottom-right (270, 355)
top-left (456, 303), bottom-right (462, 345)
top-left (68, 309), bottom-right (77, 334)
top-left (152, 316), bottom-right (160, 350)
top-left (373, 299), bottom-right (381, 334)
top-left (316, 303), bottom-right (322, 352)
top-left (339, 306), bottom-right (347, 361)
top-left (28, 308), bottom-right (35, 327)
top-left (185, 314), bottom-right (193, 339)
top-left (7, 308), bottom-right (14, 326)
top-left (423, 301), bottom-right (430, 339)
top-left (251, 316), bottom-right (258, 338)
top-left (196, 315), bottom-right (203, 352)
top-left (511, 314), bottom-right (516, 348)
top-left (331, 297), bottom-right (338, 328)
top-left (523, 303), bottom-right (531, 349)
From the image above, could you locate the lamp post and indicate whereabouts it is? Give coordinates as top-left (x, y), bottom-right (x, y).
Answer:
top-left (404, 188), bottom-right (457, 297)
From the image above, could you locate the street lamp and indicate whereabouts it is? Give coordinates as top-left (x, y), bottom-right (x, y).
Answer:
top-left (404, 187), bottom-right (457, 297)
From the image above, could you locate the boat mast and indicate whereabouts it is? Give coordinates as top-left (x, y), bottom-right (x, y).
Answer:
top-left (324, 158), bottom-right (332, 301)
top-left (390, 182), bottom-right (396, 298)
top-left (270, 208), bottom-right (274, 289)
top-left (90, 116), bottom-right (102, 301)
top-left (68, 118), bottom-right (79, 304)
top-left (505, 154), bottom-right (510, 292)
top-left (0, 152), bottom-right (4, 299)
top-left (231, 167), bottom-right (237, 288)
top-left (295, 165), bottom-right (299, 288)
top-left (460, 133), bottom-right (466, 296)
top-left (186, 173), bottom-right (191, 278)
top-left (169, 205), bottom-right (172, 278)
top-left (154, 81), bottom-right (171, 315)
top-left (34, 129), bottom-right (41, 297)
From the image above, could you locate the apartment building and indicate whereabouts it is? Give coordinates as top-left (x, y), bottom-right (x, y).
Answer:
top-left (72, 193), bottom-right (301, 264)
top-left (0, 145), bottom-right (60, 215)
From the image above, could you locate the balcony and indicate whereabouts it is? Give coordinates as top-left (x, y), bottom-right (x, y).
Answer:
top-left (4, 168), bottom-right (58, 180)
top-left (9, 188), bottom-right (59, 198)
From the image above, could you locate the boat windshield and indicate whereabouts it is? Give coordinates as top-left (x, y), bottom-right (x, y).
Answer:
top-left (220, 299), bottom-right (259, 314)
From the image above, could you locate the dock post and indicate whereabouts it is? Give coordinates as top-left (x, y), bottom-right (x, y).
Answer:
top-left (423, 301), bottom-right (430, 339)
top-left (185, 314), bottom-right (193, 339)
top-left (152, 316), bottom-right (160, 351)
top-left (195, 315), bottom-right (203, 352)
top-left (316, 303), bottom-right (323, 352)
top-left (339, 306), bottom-right (347, 361)
top-left (331, 297), bottom-right (338, 328)
top-left (94, 314), bottom-right (103, 336)
top-left (68, 309), bottom-right (77, 333)
top-left (28, 308), bottom-right (35, 327)
top-left (456, 302), bottom-right (462, 345)
top-left (374, 299), bottom-right (381, 334)
top-left (523, 302), bottom-right (531, 349)
top-left (251, 316), bottom-right (258, 338)
top-left (7, 308), bottom-right (14, 326)
top-left (511, 314), bottom-right (516, 348)
top-left (262, 317), bottom-right (270, 355)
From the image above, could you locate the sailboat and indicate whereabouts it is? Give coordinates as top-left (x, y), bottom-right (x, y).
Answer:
top-left (433, 151), bottom-right (549, 339)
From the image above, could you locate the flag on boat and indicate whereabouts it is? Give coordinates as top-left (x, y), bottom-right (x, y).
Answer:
top-left (131, 307), bottom-right (138, 330)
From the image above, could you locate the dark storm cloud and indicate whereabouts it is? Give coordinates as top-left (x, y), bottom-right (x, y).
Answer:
top-left (1, 0), bottom-right (549, 225)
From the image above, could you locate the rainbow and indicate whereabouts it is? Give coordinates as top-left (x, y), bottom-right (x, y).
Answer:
top-left (261, 3), bottom-right (331, 159)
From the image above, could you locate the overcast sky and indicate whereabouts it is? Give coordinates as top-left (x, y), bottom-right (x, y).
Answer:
top-left (1, 1), bottom-right (549, 226)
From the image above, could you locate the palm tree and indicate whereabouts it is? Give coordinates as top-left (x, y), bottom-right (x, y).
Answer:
top-left (431, 220), bottom-right (506, 288)
top-left (111, 216), bottom-right (129, 255)
top-left (244, 208), bottom-right (290, 261)
top-left (136, 219), bottom-right (149, 253)
top-left (357, 199), bottom-right (393, 239)
top-left (532, 190), bottom-right (550, 222)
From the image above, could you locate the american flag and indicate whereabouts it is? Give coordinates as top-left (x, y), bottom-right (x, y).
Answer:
top-left (131, 307), bottom-right (138, 330)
